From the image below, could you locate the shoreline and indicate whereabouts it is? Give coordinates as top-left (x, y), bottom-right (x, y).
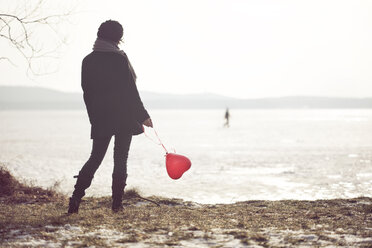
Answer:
top-left (1, 167), bottom-right (372, 247)
top-left (1, 195), bottom-right (371, 247)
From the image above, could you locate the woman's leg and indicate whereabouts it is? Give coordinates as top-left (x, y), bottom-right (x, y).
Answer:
top-left (69, 136), bottom-right (111, 213)
top-left (112, 132), bottom-right (132, 210)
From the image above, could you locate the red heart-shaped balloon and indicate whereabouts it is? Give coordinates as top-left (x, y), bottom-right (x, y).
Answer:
top-left (165, 153), bottom-right (191, 180)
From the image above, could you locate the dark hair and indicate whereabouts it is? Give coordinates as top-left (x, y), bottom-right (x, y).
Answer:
top-left (97, 20), bottom-right (123, 43)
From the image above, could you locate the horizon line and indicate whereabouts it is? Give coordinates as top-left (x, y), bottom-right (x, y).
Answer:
top-left (1, 85), bottom-right (372, 100)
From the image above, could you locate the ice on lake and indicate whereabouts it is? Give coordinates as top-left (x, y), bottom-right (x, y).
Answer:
top-left (0, 109), bottom-right (371, 203)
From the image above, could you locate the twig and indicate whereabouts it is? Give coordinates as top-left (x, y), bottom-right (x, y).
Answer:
top-left (0, 57), bottom-right (17, 66)
top-left (136, 196), bottom-right (161, 206)
top-left (0, 0), bottom-right (74, 76)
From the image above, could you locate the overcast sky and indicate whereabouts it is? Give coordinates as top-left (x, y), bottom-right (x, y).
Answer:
top-left (1, 0), bottom-right (371, 98)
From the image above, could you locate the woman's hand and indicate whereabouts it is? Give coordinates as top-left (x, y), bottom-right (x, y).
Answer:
top-left (143, 118), bottom-right (153, 128)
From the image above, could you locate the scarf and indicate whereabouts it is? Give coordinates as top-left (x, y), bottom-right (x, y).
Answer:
top-left (93, 38), bottom-right (137, 82)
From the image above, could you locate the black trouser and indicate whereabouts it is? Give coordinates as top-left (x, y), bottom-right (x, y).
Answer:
top-left (72, 132), bottom-right (132, 200)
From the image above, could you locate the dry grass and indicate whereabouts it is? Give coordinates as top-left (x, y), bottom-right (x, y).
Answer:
top-left (0, 166), bottom-right (63, 204)
top-left (0, 166), bottom-right (371, 247)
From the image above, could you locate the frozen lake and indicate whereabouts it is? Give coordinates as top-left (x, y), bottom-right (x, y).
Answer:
top-left (0, 109), bottom-right (371, 203)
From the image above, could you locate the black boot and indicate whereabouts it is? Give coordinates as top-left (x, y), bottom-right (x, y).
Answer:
top-left (68, 196), bottom-right (81, 214)
top-left (112, 174), bottom-right (127, 212)
top-left (112, 198), bottom-right (123, 212)
top-left (67, 174), bottom-right (93, 214)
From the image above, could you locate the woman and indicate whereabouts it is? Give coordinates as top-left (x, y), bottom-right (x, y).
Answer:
top-left (68, 20), bottom-right (152, 213)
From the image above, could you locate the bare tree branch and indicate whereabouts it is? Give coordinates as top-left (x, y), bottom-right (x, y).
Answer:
top-left (0, 56), bottom-right (17, 66)
top-left (0, 0), bottom-right (75, 76)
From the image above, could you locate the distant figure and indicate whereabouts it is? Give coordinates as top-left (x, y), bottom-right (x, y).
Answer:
top-left (224, 108), bottom-right (230, 127)
top-left (68, 20), bottom-right (152, 214)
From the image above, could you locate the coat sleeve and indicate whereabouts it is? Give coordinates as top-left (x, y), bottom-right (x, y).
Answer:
top-left (81, 59), bottom-right (94, 124)
top-left (122, 57), bottom-right (150, 124)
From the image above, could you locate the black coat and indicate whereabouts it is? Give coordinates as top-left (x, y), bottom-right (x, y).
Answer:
top-left (81, 51), bottom-right (149, 139)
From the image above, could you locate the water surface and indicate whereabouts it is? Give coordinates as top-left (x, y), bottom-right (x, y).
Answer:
top-left (0, 109), bottom-right (371, 203)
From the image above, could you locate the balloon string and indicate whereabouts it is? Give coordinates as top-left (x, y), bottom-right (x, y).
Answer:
top-left (143, 127), bottom-right (168, 154)
top-left (153, 129), bottom-right (169, 154)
